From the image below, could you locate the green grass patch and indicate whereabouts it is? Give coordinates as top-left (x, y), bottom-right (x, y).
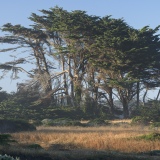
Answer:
top-left (135, 132), bottom-right (160, 141)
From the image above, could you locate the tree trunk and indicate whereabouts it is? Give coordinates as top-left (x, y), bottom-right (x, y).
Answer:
top-left (122, 98), bottom-right (129, 118)
top-left (68, 57), bottom-right (75, 107)
top-left (34, 48), bottom-right (52, 95)
top-left (136, 81), bottom-right (140, 107)
top-left (62, 56), bottom-right (70, 105)
top-left (156, 89), bottom-right (160, 100)
top-left (74, 71), bottom-right (83, 107)
top-left (74, 83), bottom-right (82, 107)
top-left (108, 87), bottom-right (114, 114)
top-left (143, 89), bottom-right (148, 105)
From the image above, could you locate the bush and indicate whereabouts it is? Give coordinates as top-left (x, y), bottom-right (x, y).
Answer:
top-left (131, 101), bottom-right (160, 122)
top-left (0, 134), bottom-right (16, 146)
top-left (41, 119), bottom-right (53, 125)
top-left (0, 119), bottom-right (36, 133)
top-left (0, 91), bottom-right (10, 103)
top-left (28, 119), bottom-right (42, 126)
top-left (0, 154), bottom-right (19, 160)
top-left (150, 122), bottom-right (160, 128)
top-left (52, 118), bottom-right (82, 126)
top-left (24, 143), bottom-right (43, 150)
top-left (41, 118), bottom-right (83, 126)
top-left (131, 116), bottom-right (150, 125)
top-left (135, 132), bottom-right (160, 141)
top-left (86, 118), bottom-right (109, 127)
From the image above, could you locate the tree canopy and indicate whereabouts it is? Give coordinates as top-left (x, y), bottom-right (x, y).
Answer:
top-left (0, 6), bottom-right (160, 118)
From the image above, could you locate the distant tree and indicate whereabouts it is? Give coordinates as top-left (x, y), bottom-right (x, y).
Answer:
top-left (0, 87), bottom-right (10, 102)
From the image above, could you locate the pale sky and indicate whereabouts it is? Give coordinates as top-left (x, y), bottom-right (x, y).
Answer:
top-left (0, 0), bottom-right (160, 99)
top-left (1, 0), bottom-right (160, 29)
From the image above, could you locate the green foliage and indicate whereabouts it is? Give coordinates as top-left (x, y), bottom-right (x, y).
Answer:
top-left (81, 94), bottom-right (93, 114)
top-left (29, 120), bottom-right (42, 126)
top-left (0, 95), bottom-right (83, 120)
top-left (86, 118), bottom-right (110, 127)
top-left (0, 134), bottom-right (16, 146)
top-left (0, 91), bottom-right (10, 103)
top-left (150, 122), bottom-right (160, 128)
top-left (1, 5), bottom-right (159, 160)
top-left (41, 118), bottom-right (83, 126)
top-left (0, 97), bottom-right (27, 120)
top-left (0, 154), bottom-right (19, 160)
top-left (131, 116), bottom-right (149, 125)
top-left (135, 132), bottom-right (160, 141)
top-left (41, 118), bottom-right (53, 125)
top-left (0, 6), bottom-right (160, 121)
top-left (131, 101), bottom-right (160, 125)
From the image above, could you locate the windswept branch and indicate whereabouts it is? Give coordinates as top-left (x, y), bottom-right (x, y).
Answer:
top-left (0, 64), bottom-right (34, 78)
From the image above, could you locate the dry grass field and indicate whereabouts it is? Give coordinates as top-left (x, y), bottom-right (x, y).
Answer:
top-left (11, 124), bottom-right (160, 153)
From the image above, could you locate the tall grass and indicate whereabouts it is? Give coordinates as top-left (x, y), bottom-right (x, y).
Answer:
top-left (11, 125), bottom-right (160, 153)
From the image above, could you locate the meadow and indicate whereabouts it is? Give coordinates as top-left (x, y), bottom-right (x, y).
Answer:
top-left (12, 125), bottom-right (160, 153)
top-left (1, 120), bottom-right (160, 160)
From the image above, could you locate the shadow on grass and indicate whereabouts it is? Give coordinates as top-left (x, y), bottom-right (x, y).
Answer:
top-left (0, 146), bottom-right (155, 160)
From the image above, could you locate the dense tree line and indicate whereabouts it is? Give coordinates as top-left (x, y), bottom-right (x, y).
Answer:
top-left (0, 7), bottom-right (160, 118)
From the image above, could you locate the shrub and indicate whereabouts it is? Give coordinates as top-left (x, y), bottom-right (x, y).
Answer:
top-left (150, 122), bottom-right (160, 128)
top-left (0, 91), bottom-right (10, 103)
top-left (51, 118), bottom-right (82, 126)
top-left (131, 116), bottom-right (150, 125)
top-left (0, 119), bottom-right (36, 133)
top-left (0, 154), bottom-right (19, 160)
top-left (41, 119), bottom-right (53, 125)
top-left (41, 118), bottom-right (83, 126)
top-left (135, 132), bottom-right (160, 141)
top-left (0, 134), bottom-right (16, 146)
top-left (131, 100), bottom-right (160, 122)
top-left (86, 118), bottom-right (109, 127)
top-left (28, 119), bottom-right (42, 126)
top-left (24, 143), bottom-right (43, 150)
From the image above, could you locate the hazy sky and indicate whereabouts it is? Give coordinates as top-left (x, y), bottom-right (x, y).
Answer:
top-left (0, 0), bottom-right (160, 98)
top-left (1, 0), bottom-right (160, 29)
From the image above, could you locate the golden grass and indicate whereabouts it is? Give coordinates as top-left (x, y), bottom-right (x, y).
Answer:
top-left (11, 125), bottom-right (160, 153)
top-left (111, 119), bottom-right (132, 124)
